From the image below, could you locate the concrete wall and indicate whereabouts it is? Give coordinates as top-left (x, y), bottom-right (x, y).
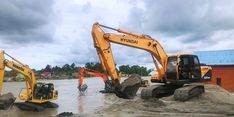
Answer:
top-left (205, 65), bottom-right (234, 92)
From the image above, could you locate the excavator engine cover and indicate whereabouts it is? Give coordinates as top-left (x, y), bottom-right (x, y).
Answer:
top-left (0, 92), bottom-right (16, 110)
top-left (115, 74), bottom-right (141, 99)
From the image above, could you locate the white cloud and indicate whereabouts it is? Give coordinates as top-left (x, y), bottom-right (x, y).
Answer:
top-left (0, 0), bottom-right (234, 70)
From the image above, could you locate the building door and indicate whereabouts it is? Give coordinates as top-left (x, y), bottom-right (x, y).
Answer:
top-left (216, 78), bottom-right (222, 86)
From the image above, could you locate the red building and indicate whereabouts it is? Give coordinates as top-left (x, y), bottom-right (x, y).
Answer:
top-left (41, 72), bottom-right (51, 78)
top-left (206, 65), bottom-right (234, 92)
top-left (195, 50), bottom-right (234, 92)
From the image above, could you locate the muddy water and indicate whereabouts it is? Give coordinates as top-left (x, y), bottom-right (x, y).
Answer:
top-left (1, 78), bottom-right (112, 116)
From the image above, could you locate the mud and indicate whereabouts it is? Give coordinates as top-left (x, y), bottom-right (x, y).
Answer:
top-left (85, 84), bottom-right (234, 117)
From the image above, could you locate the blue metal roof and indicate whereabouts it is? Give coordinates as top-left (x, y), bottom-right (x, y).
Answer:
top-left (194, 50), bottom-right (234, 65)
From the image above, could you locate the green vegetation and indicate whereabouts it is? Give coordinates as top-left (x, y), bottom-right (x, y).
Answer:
top-left (40, 63), bottom-right (80, 76)
top-left (4, 62), bottom-right (152, 81)
top-left (38, 62), bottom-right (152, 77)
top-left (119, 65), bottom-right (151, 76)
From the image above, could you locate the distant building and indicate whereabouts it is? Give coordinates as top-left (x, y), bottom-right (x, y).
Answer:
top-left (195, 49), bottom-right (234, 92)
top-left (41, 72), bottom-right (51, 78)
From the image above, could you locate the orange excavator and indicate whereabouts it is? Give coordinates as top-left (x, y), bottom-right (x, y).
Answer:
top-left (78, 68), bottom-right (149, 93)
top-left (91, 22), bottom-right (212, 100)
top-left (78, 68), bottom-right (114, 93)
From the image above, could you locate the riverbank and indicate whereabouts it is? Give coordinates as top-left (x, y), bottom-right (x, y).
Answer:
top-left (83, 84), bottom-right (234, 117)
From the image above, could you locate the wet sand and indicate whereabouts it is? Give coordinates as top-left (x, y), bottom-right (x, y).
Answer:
top-left (87, 85), bottom-right (234, 117)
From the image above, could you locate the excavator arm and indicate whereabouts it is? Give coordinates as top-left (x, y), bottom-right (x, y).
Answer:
top-left (78, 68), bottom-right (114, 93)
top-left (92, 22), bottom-right (168, 83)
top-left (78, 68), bottom-right (108, 87)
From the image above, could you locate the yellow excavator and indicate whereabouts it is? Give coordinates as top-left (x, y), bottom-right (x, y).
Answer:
top-left (0, 51), bottom-right (58, 111)
top-left (91, 22), bottom-right (212, 100)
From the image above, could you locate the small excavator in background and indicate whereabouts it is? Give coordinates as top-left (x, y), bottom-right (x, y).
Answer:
top-left (91, 22), bottom-right (212, 100)
top-left (78, 68), bottom-right (114, 93)
top-left (0, 51), bottom-right (58, 111)
top-left (78, 68), bottom-right (149, 93)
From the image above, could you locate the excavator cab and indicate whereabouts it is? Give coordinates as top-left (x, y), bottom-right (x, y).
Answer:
top-left (179, 55), bottom-right (202, 81)
top-left (33, 82), bottom-right (58, 100)
top-left (166, 55), bottom-right (202, 84)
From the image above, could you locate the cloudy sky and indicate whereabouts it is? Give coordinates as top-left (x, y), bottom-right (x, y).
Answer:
top-left (1, 0), bottom-right (234, 69)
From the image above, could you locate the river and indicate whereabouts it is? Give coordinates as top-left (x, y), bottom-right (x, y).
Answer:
top-left (1, 78), bottom-right (110, 116)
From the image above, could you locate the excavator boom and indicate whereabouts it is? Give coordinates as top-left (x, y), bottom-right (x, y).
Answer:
top-left (92, 23), bottom-right (167, 82)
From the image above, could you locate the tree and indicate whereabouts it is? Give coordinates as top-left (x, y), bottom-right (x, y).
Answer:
top-left (44, 65), bottom-right (52, 72)
top-left (84, 62), bottom-right (105, 73)
top-left (119, 65), bottom-right (151, 76)
top-left (70, 63), bottom-right (76, 71)
top-left (93, 63), bottom-right (104, 72)
top-left (119, 65), bottom-right (130, 74)
top-left (62, 64), bottom-right (72, 75)
top-left (85, 62), bottom-right (94, 70)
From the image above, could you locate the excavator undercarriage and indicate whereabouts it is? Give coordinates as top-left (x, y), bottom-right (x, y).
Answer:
top-left (14, 101), bottom-right (58, 112)
top-left (141, 84), bottom-right (205, 101)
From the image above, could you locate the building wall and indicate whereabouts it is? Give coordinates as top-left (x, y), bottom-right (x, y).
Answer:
top-left (205, 65), bottom-right (234, 92)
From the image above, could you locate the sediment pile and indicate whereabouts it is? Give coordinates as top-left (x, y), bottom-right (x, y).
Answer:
top-left (89, 84), bottom-right (234, 117)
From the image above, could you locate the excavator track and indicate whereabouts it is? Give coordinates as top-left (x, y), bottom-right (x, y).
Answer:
top-left (15, 102), bottom-right (45, 112)
top-left (174, 85), bottom-right (204, 101)
top-left (14, 101), bottom-right (58, 112)
top-left (141, 84), bottom-right (183, 99)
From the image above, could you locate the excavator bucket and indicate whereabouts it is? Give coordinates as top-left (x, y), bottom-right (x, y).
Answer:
top-left (78, 84), bottom-right (88, 93)
top-left (115, 74), bottom-right (141, 99)
top-left (100, 80), bottom-right (115, 93)
top-left (0, 92), bottom-right (16, 110)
